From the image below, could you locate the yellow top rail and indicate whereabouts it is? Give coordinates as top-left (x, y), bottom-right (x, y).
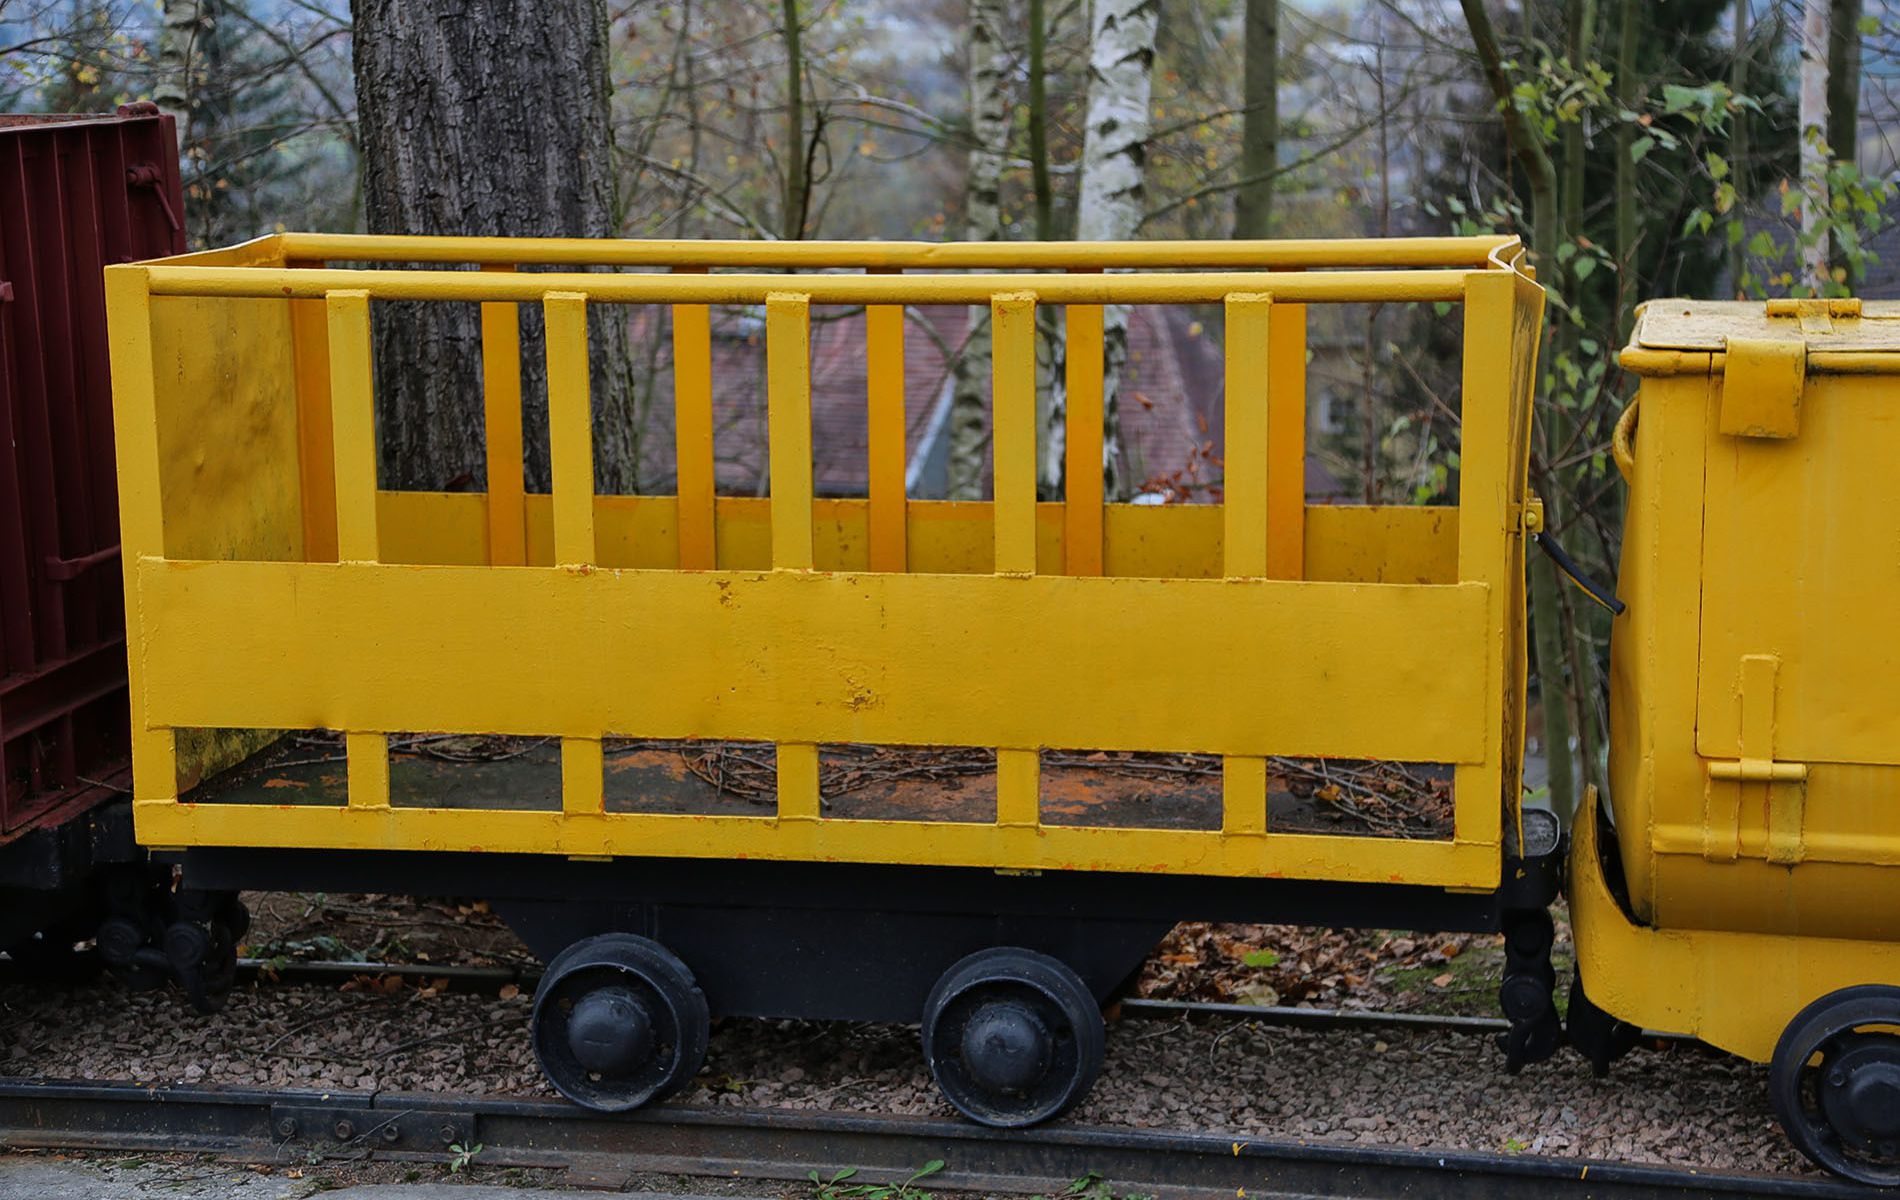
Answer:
top-left (106, 233), bottom-right (1543, 893)
top-left (144, 266), bottom-right (1483, 305)
top-left (174, 230), bottom-right (1526, 271)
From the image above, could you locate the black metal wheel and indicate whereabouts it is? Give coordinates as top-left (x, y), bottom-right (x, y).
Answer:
top-left (1770, 984), bottom-right (1900, 1186)
top-left (531, 933), bottom-right (709, 1112)
top-left (922, 947), bottom-right (1105, 1128)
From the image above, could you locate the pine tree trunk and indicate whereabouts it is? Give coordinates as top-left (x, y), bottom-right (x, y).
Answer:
top-left (1798, 0), bottom-right (1831, 291)
top-left (946, 0), bottom-right (1009, 501)
top-left (1232, 0), bottom-right (1277, 239)
top-left (353, 0), bottom-right (638, 493)
top-left (1076, 0), bottom-right (1158, 500)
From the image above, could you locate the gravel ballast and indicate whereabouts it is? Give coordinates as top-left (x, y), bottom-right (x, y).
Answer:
top-left (0, 978), bottom-right (1809, 1179)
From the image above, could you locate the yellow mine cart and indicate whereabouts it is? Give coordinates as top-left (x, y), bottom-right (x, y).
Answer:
top-left (1573, 298), bottom-right (1900, 1184)
top-left (106, 234), bottom-right (1557, 1124)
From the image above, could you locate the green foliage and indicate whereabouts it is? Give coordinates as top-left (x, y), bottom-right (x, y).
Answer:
top-left (447, 1142), bottom-right (482, 1173)
top-left (1056, 1171), bottom-right (1154, 1200)
top-left (809, 1160), bottom-right (945, 1200)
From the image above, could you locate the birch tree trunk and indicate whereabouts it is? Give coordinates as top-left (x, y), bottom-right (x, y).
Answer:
top-left (152, 0), bottom-right (208, 134)
top-left (353, 0), bottom-right (639, 493)
top-left (946, 0), bottom-right (1009, 500)
top-left (1799, 0), bottom-right (1831, 292)
top-left (1232, 0), bottom-right (1278, 239)
top-left (1076, 0), bottom-right (1159, 500)
top-left (1827, 0), bottom-right (1862, 279)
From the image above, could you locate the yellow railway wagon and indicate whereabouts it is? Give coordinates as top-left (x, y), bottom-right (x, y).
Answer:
top-left (106, 233), bottom-right (1562, 1125)
top-left (1571, 298), bottom-right (1900, 1184)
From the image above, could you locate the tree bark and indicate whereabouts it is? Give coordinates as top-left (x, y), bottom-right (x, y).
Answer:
top-left (153, 0), bottom-right (208, 134)
top-left (1232, 0), bottom-right (1278, 239)
top-left (1615, 0), bottom-right (1642, 334)
top-left (1728, 0), bottom-right (1748, 294)
top-left (1827, 0), bottom-right (1861, 279)
top-left (353, 0), bottom-right (638, 493)
top-left (781, 0), bottom-right (808, 239)
top-left (1458, 0), bottom-right (1578, 822)
top-left (1799, 0), bottom-right (1831, 291)
top-left (946, 0), bottom-right (1010, 500)
top-left (1076, 0), bottom-right (1158, 500)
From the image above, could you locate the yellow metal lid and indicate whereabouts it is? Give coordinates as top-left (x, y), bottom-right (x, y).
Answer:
top-left (1631, 297), bottom-right (1900, 353)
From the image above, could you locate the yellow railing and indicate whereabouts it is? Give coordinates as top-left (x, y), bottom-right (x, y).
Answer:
top-left (106, 233), bottom-right (1540, 889)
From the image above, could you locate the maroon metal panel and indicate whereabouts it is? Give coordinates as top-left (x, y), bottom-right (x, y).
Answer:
top-left (0, 104), bottom-right (185, 839)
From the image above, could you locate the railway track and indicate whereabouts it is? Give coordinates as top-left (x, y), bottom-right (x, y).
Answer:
top-left (0, 1076), bottom-right (1864, 1200)
top-left (231, 957), bottom-right (1694, 1045)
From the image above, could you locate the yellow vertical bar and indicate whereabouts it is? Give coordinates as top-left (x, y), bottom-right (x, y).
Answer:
top-left (1453, 270), bottom-right (1517, 852)
top-left (327, 290), bottom-right (379, 562)
top-left (1265, 301), bottom-right (1307, 579)
top-left (544, 291), bottom-right (596, 567)
top-left (673, 266), bottom-right (716, 570)
top-left (325, 290), bottom-right (390, 807)
top-left (778, 743), bottom-right (820, 821)
top-left (767, 292), bottom-right (814, 570)
top-left (103, 267), bottom-right (178, 803)
top-left (1222, 294), bottom-right (1272, 578)
top-left (345, 732), bottom-right (390, 810)
top-left (998, 746), bottom-right (1040, 829)
top-left (1063, 301), bottom-right (1105, 576)
top-left (1223, 293), bottom-right (1274, 836)
top-left (1222, 756), bottom-right (1267, 835)
top-left (287, 259), bottom-right (338, 563)
top-left (544, 290), bottom-right (602, 821)
top-left (767, 292), bottom-right (818, 830)
top-left (866, 275), bottom-right (908, 572)
top-left (992, 291), bottom-right (1041, 834)
top-left (481, 265), bottom-right (526, 567)
top-left (563, 737), bottom-right (605, 816)
top-left (992, 292), bottom-right (1038, 575)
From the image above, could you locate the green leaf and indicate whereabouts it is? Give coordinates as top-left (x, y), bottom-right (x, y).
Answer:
top-left (1573, 256), bottom-right (1598, 281)
top-left (1662, 83), bottom-right (1708, 115)
top-left (1242, 949), bottom-right (1281, 968)
top-left (1629, 135), bottom-right (1656, 164)
top-left (1706, 152), bottom-right (1729, 181)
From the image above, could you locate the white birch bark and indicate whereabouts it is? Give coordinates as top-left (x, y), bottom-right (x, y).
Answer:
top-left (1075, 0), bottom-right (1158, 499)
top-left (1799, 0), bottom-right (1831, 291)
top-left (153, 0), bottom-right (209, 134)
top-left (946, 0), bottom-right (1010, 500)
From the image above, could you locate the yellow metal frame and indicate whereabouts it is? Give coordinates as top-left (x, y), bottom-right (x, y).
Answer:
top-left (1571, 787), bottom-right (1900, 1061)
top-left (106, 233), bottom-right (1538, 888)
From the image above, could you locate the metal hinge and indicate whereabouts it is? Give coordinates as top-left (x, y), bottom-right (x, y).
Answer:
top-left (1719, 299), bottom-right (1861, 441)
top-left (1703, 653), bottom-right (1807, 866)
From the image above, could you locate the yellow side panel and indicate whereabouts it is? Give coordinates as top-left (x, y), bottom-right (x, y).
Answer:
top-left (149, 296), bottom-right (304, 561)
top-left (1697, 373), bottom-right (1900, 767)
top-left (136, 558), bottom-right (1493, 765)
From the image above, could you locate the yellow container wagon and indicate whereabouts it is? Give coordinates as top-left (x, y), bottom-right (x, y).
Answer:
top-left (105, 233), bottom-right (1559, 1125)
top-left (1571, 298), bottom-right (1900, 1184)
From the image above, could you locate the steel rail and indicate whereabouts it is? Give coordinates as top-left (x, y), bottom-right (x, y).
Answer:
top-left (0, 1077), bottom-right (1854, 1199)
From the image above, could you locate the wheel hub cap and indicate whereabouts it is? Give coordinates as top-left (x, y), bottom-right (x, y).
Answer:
top-left (961, 1000), bottom-right (1051, 1093)
top-left (567, 986), bottom-right (654, 1076)
top-left (1823, 1040), bottom-right (1900, 1147)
